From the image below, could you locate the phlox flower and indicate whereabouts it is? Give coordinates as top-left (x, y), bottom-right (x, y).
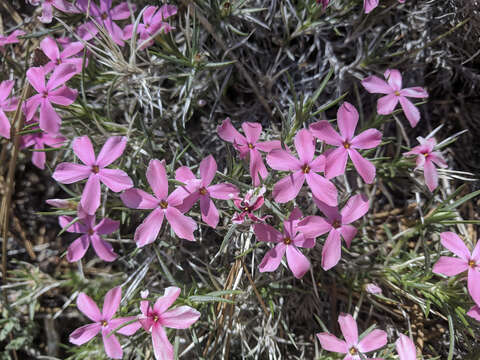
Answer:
top-left (46, 198), bottom-right (77, 210)
top-left (396, 334), bottom-right (417, 360)
top-left (310, 102), bottom-right (382, 183)
top-left (28, 0), bottom-right (80, 23)
top-left (432, 231), bottom-right (480, 299)
top-left (266, 128), bottom-right (337, 205)
top-left (232, 186), bottom-right (268, 224)
top-left (59, 205), bottom-right (120, 262)
top-left (53, 136), bottom-right (133, 215)
top-left (364, 0), bottom-right (405, 14)
top-left (174, 155), bottom-right (239, 228)
top-left (298, 194), bottom-right (369, 270)
top-left (217, 118), bottom-right (280, 186)
top-left (76, 0), bottom-right (135, 46)
top-left (403, 137), bottom-right (447, 192)
top-left (317, 313), bottom-right (387, 359)
top-left (21, 119), bottom-right (66, 169)
top-left (39, 37), bottom-right (85, 74)
top-left (0, 30), bottom-right (25, 50)
top-left (123, 5), bottom-right (177, 49)
top-left (316, 0), bottom-right (329, 9)
top-left (361, 69), bottom-right (428, 127)
top-left (69, 286), bottom-right (140, 359)
top-left (121, 159), bottom-right (197, 245)
top-left (25, 64), bottom-right (78, 134)
top-left (254, 208), bottom-right (314, 278)
top-left (0, 80), bottom-right (19, 139)
top-left (138, 287), bottom-right (200, 360)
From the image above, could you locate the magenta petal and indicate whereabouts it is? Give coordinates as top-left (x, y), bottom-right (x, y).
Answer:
top-left (47, 63), bottom-right (77, 90)
top-left (297, 216), bottom-right (331, 238)
top-left (259, 243), bottom-right (286, 273)
top-left (53, 162), bottom-right (91, 183)
top-left (396, 334), bottom-right (417, 360)
top-left (249, 149), bottom-right (268, 186)
top-left (324, 147), bottom-right (348, 179)
top-left (351, 129), bottom-right (382, 150)
top-left (305, 172), bottom-right (337, 206)
top-left (432, 256), bottom-right (468, 276)
top-left (91, 234), bottom-right (117, 262)
top-left (31, 147), bottom-right (46, 169)
top-left (77, 292), bottom-right (102, 322)
top-left (286, 245), bottom-right (310, 278)
top-left (217, 117), bottom-right (245, 144)
top-left (358, 329), bottom-right (387, 353)
top-left (208, 183), bottom-right (239, 200)
top-left (200, 196), bottom-right (219, 228)
top-left (48, 86), bottom-right (77, 106)
top-left (309, 154), bottom-right (326, 173)
top-left (81, 175), bottom-right (101, 215)
top-left (384, 69), bottom-right (403, 91)
top-left (266, 149), bottom-right (301, 171)
top-left (322, 230), bottom-right (342, 270)
top-left (338, 313), bottom-right (358, 347)
top-left (73, 136), bottom-right (95, 165)
top-left (423, 160), bottom-right (438, 192)
top-left (399, 97), bottom-right (420, 127)
top-left (0, 80), bottom-right (15, 102)
top-left (377, 94), bottom-right (399, 115)
top-left (26, 67), bottom-right (46, 93)
top-left (59, 215), bottom-right (88, 233)
top-left (0, 110), bottom-right (11, 139)
top-left (341, 194), bottom-right (369, 224)
top-left (152, 325), bottom-right (173, 360)
top-left (61, 41), bottom-right (85, 58)
top-left (400, 87), bottom-right (428, 98)
top-left (99, 168), bottom-right (133, 192)
top-left (467, 268), bottom-right (480, 303)
top-left (110, 2), bottom-right (133, 19)
top-left (175, 166), bottom-right (196, 183)
top-left (199, 155), bottom-right (217, 186)
top-left (134, 208), bottom-right (164, 247)
top-left (339, 224), bottom-right (357, 248)
top-left (272, 171), bottom-right (305, 203)
top-left (471, 241), bottom-right (480, 262)
top-left (294, 129), bottom-right (315, 164)
top-left (69, 323), bottom-right (101, 345)
top-left (309, 120), bottom-right (343, 146)
top-left (164, 206), bottom-right (197, 241)
top-left (361, 75), bottom-right (391, 94)
top-left (111, 317), bottom-right (142, 336)
top-left (337, 102), bottom-right (358, 140)
top-left (253, 223), bottom-right (283, 243)
top-left (67, 234), bottom-right (90, 262)
top-left (147, 159), bottom-right (169, 200)
top-left (161, 306), bottom-right (200, 329)
top-left (25, 95), bottom-right (42, 121)
top-left (101, 331), bottom-right (123, 359)
top-left (95, 136), bottom-right (127, 167)
top-left (242, 122), bottom-right (262, 144)
top-left (102, 286), bottom-right (121, 320)
top-left (349, 149), bottom-right (376, 184)
top-left (316, 333), bottom-right (348, 353)
top-left (121, 188), bottom-right (159, 209)
top-left (39, 100), bottom-right (61, 134)
top-left (440, 232), bottom-right (470, 260)
top-left (467, 306), bottom-right (480, 321)
top-left (154, 286), bottom-right (181, 314)
top-left (95, 218), bottom-right (119, 235)
top-left (255, 140), bottom-right (281, 153)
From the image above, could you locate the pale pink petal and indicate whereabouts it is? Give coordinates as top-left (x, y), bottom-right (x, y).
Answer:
top-left (349, 149), bottom-right (376, 184)
top-left (47, 86), bottom-right (77, 106)
top-left (316, 333), bottom-right (348, 353)
top-left (294, 129), bottom-right (315, 163)
top-left (147, 159), bottom-right (169, 200)
top-left (152, 325), bottom-right (173, 360)
top-left (430, 153), bottom-right (447, 168)
top-left (102, 286), bottom-right (121, 320)
top-left (272, 171), bottom-right (305, 203)
top-left (95, 218), bottom-right (119, 235)
top-left (351, 129), bottom-right (382, 149)
top-left (297, 216), bottom-right (331, 238)
top-left (161, 306), bottom-right (200, 329)
top-left (432, 257), bottom-right (468, 276)
top-left (39, 100), bottom-right (61, 134)
top-left (266, 149), bottom-right (301, 171)
top-left (377, 94), bottom-right (399, 115)
top-left (396, 334), bottom-right (417, 360)
top-left (322, 229), bottom-right (342, 270)
top-left (26, 67), bottom-right (46, 93)
top-left (164, 206), bottom-right (197, 241)
top-left (96, 136), bottom-right (127, 168)
top-left (99, 168), bottom-right (133, 192)
top-left (309, 120), bottom-right (343, 146)
top-left (384, 69), bottom-right (402, 91)
top-left (440, 232), bottom-right (470, 260)
top-left (0, 111), bottom-right (11, 139)
top-left (53, 162), bottom-right (91, 183)
top-left (423, 159), bottom-right (438, 192)
top-left (293, 234), bottom-right (315, 248)
top-left (400, 87), bottom-right (428, 98)
top-left (61, 41), bottom-right (85, 58)
top-left (134, 208), bottom-right (164, 247)
top-left (25, 95), bottom-right (42, 121)
top-left (399, 97), bottom-right (420, 127)
top-left (286, 245), bottom-right (310, 278)
top-left (121, 188), bottom-right (159, 209)
top-left (341, 194), bottom-right (369, 224)
top-left (111, 317), bottom-right (142, 336)
top-left (38, 1), bottom-right (53, 23)
top-left (31, 146), bottom-right (46, 169)
top-left (142, 5), bottom-right (157, 24)
top-left (467, 267), bottom-right (480, 302)
top-left (324, 147), bottom-right (348, 179)
top-left (467, 306), bottom-right (480, 321)
top-left (313, 196), bottom-right (340, 221)
top-left (242, 122), bottom-right (262, 144)
top-left (338, 313), bottom-right (358, 347)
top-left (361, 75), bottom-right (391, 94)
top-left (110, 2), bottom-right (133, 20)
top-left (0, 80), bottom-right (15, 101)
top-left (309, 154), bottom-right (326, 172)
top-left (101, 331), bottom-right (122, 359)
top-left (337, 102), bottom-right (358, 141)
top-left (217, 117), bottom-right (245, 144)
top-left (471, 241), bottom-right (480, 262)
top-left (67, 234), bottom-right (90, 262)
top-left (69, 323), bottom-right (101, 345)
top-left (200, 195), bottom-right (219, 228)
top-left (77, 21), bottom-right (99, 41)
top-left (199, 155), bottom-right (217, 186)
top-left (253, 223), bottom-right (283, 243)
top-left (91, 234), bottom-right (117, 262)
top-left (154, 287), bottom-right (181, 314)
top-left (208, 183), bottom-right (239, 200)
top-left (47, 63), bottom-right (77, 90)
top-left (305, 172), bottom-right (337, 206)
top-left (339, 224), bottom-right (357, 248)
top-left (73, 136), bottom-right (96, 166)
top-left (249, 149), bottom-right (268, 186)
top-left (358, 329), bottom-right (387, 352)
top-left (255, 140), bottom-right (281, 153)
top-left (288, 207), bottom-right (303, 221)
top-left (175, 166), bottom-right (196, 183)
top-left (59, 215), bottom-right (88, 233)
top-left (81, 175), bottom-right (101, 215)
top-left (40, 37), bottom-right (60, 61)
top-left (77, 292), bottom-right (102, 322)
top-left (259, 243), bottom-right (286, 272)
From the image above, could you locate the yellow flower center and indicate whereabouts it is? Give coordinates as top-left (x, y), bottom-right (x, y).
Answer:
top-left (92, 165), bottom-right (100, 174)
top-left (343, 141), bottom-right (351, 149)
top-left (302, 165), bottom-right (310, 174)
top-left (283, 237), bottom-right (292, 245)
top-left (332, 220), bottom-right (341, 229)
top-left (394, 91), bottom-right (401, 96)
top-left (101, 320), bottom-right (108, 327)
top-left (199, 187), bottom-right (208, 195)
top-left (349, 347), bottom-right (358, 355)
top-left (469, 260), bottom-right (476, 268)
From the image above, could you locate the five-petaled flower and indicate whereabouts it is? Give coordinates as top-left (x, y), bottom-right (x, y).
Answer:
top-left (266, 128), bottom-right (337, 205)
top-left (396, 334), bottom-right (418, 360)
top-left (232, 186), bottom-right (268, 224)
top-left (316, 313), bottom-right (387, 359)
top-left (121, 159), bottom-right (197, 245)
top-left (298, 194), bottom-right (369, 270)
top-left (0, 80), bottom-right (19, 139)
top-left (139, 287), bottom-right (200, 360)
top-left (53, 136), bottom-right (133, 215)
top-left (403, 137), bottom-right (447, 192)
top-left (69, 286), bottom-right (140, 359)
top-left (254, 208), bottom-right (314, 279)
top-left (310, 102), bottom-right (382, 183)
top-left (217, 118), bottom-right (280, 186)
top-left (39, 37), bottom-right (85, 74)
top-left (28, 0), bottom-right (80, 23)
top-left (361, 69), bottom-right (428, 127)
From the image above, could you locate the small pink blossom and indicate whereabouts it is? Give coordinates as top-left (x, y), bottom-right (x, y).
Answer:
top-left (39, 37), bottom-right (85, 73)
top-left (25, 64), bottom-right (78, 134)
top-left (29, 0), bottom-right (80, 23)
top-left (298, 194), bottom-right (369, 270)
top-left (316, 313), bottom-right (387, 359)
top-left (364, 0), bottom-right (405, 14)
top-left (310, 102), bottom-right (382, 183)
top-left (0, 80), bottom-right (19, 139)
top-left (53, 136), bottom-right (133, 215)
top-left (232, 187), bottom-right (268, 224)
top-left (361, 69), bottom-right (428, 127)
top-left (46, 198), bottom-right (76, 209)
top-left (365, 283), bottom-right (382, 295)
top-left (266, 129), bottom-right (337, 205)
top-left (217, 118), bottom-right (280, 186)
top-left (69, 286), bottom-right (140, 359)
top-left (403, 137), bottom-right (447, 192)
top-left (174, 155), bottom-right (239, 228)
top-left (432, 232), bottom-right (480, 300)
top-left (121, 159), bottom-right (197, 245)
top-left (139, 287), bottom-right (200, 360)
top-left (254, 208), bottom-right (314, 279)
top-left (0, 30), bottom-right (25, 50)
top-left (396, 334), bottom-right (417, 360)
top-left (316, 0), bottom-right (330, 10)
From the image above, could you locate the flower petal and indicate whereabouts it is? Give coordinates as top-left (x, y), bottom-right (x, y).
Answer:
top-left (255, 140), bottom-right (281, 153)
top-left (200, 195), bottom-right (219, 228)
top-left (339, 224), bottom-right (357, 248)
top-left (324, 147), bottom-right (348, 179)
top-left (364, 0), bottom-right (379, 13)
top-left (384, 69), bottom-right (402, 91)
top-left (53, 162), bottom-right (91, 183)
top-left (39, 100), bottom-right (61, 134)
top-left (121, 188), bottom-right (159, 209)
top-left (81, 175), bottom-right (101, 215)
top-left (101, 331), bottom-right (123, 359)
top-left (67, 234), bottom-right (90, 262)
top-left (175, 166), bottom-right (196, 183)
top-left (154, 287), bottom-right (181, 314)
top-left (297, 216), bottom-right (331, 238)
top-left (147, 159), bottom-right (168, 200)
top-left (467, 305), bottom-right (480, 321)
top-left (164, 206), bottom-right (197, 241)
top-left (73, 136), bottom-right (96, 166)
top-left (249, 149), bottom-right (268, 186)
top-left (423, 159), bottom-right (438, 192)
top-left (377, 94), bottom-right (399, 115)
top-left (69, 323), bottom-right (101, 345)
top-left (337, 102), bottom-right (358, 141)
top-left (316, 333), bottom-right (348, 353)
top-left (0, 110), bottom-right (11, 139)
top-left (259, 243), bottom-right (286, 273)
top-left (77, 292), bottom-right (102, 322)
top-left (95, 218), bottom-right (120, 235)
top-left (208, 183), bottom-right (239, 200)
top-left (351, 129), bottom-right (382, 150)
top-left (102, 286), bottom-right (121, 320)
top-left (361, 75), bottom-right (391, 94)
top-left (217, 117), bottom-right (245, 144)
top-left (272, 171), bottom-right (305, 203)
top-left (309, 120), bottom-right (343, 146)
top-left (96, 136), bottom-right (127, 168)
top-left (111, 317), bottom-right (142, 336)
top-left (99, 168), bottom-right (133, 192)
top-left (400, 87), bottom-right (428, 98)
top-left (152, 325), bottom-right (173, 360)
top-left (286, 245), bottom-right (310, 278)
top-left (432, 256), bottom-right (468, 276)
top-left (59, 215), bottom-right (88, 233)
top-left (91, 234), bottom-right (118, 262)
top-left (341, 194), bottom-right (369, 224)
top-left (199, 155), bottom-right (217, 186)
top-left (358, 329), bottom-right (387, 353)
top-left (26, 67), bottom-right (46, 93)
top-left (395, 334), bottom-right (417, 360)
top-left (161, 306), bottom-right (200, 329)
top-left (349, 149), bottom-right (376, 184)
top-left (47, 63), bottom-right (77, 90)
top-left (294, 129), bottom-right (315, 164)
top-left (253, 223), bottom-right (283, 243)
top-left (338, 313), bottom-right (358, 347)
top-left (322, 229), bottom-right (342, 270)
top-left (242, 122), bottom-right (262, 144)
top-left (305, 172), bottom-right (337, 206)
top-left (399, 97), bottom-right (420, 128)
top-left (48, 86), bottom-right (77, 106)
top-left (40, 37), bottom-right (60, 61)
top-left (134, 208), bottom-right (164, 247)
top-left (440, 232), bottom-right (470, 260)
top-left (266, 149), bottom-right (301, 171)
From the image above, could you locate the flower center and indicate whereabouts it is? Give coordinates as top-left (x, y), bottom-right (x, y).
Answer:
top-left (349, 347), bottom-right (358, 355)
top-left (56, 58), bottom-right (62, 65)
top-left (469, 260), bottom-right (476, 268)
top-left (343, 141), bottom-right (351, 149)
top-left (92, 165), bottom-right (100, 174)
top-left (153, 314), bottom-right (159, 322)
top-left (248, 143), bottom-right (254, 149)
top-left (101, 320), bottom-right (108, 327)
top-left (88, 228), bottom-right (94, 236)
top-left (199, 187), bottom-right (208, 196)
top-left (101, 12), bottom-right (108, 20)
top-left (283, 237), bottom-right (292, 245)
top-left (332, 220), bottom-right (341, 228)
top-left (302, 164), bottom-right (310, 174)
top-left (423, 152), bottom-right (429, 157)
top-left (159, 200), bottom-right (168, 209)
top-left (394, 91), bottom-right (401, 96)
top-left (243, 206), bottom-right (250, 212)
top-left (42, 91), bottom-right (49, 98)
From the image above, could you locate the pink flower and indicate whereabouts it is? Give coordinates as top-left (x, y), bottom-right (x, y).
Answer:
top-left (316, 0), bottom-right (330, 9)
top-left (232, 187), bottom-right (268, 224)
top-left (69, 286), bottom-right (140, 359)
top-left (0, 80), bottom-right (19, 139)
top-left (76, 0), bottom-right (135, 46)
top-left (403, 137), bottom-right (447, 192)
top-left (266, 129), bottom-right (337, 205)
top-left (21, 120), bottom-right (66, 169)
top-left (0, 30), bottom-right (25, 50)
top-left (29, 0), bottom-right (80, 23)
top-left (365, 283), bottom-right (382, 295)
top-left (39, 37), bottom-right (84, 73)
top-left (217, 118), bottom-right (280, 186)
top-left (59, 205), bottom-right (120, 262)
top-left (139, 287), bottom-right (200, 360)
top-left (298, 194), bottom-right (369, 270)
top-left (53, 136), bottom-right (133, 215)
top-left (432, 232), bottom-right (480, 299)
top-left (361, 69), bottom-right (428, 127)
top-left (364, 0), bottom-right (405, 14)
top-left (316, 313), bottom-right (387, 359)
top-left (396, 334), bottom-right (417, 360)
top-left (46, 198), bottom-right (76, 209)
top-left (121, 159), bottom-right (197, 245)
top-left (310, 102), bottom-right (382, 183)
top-left (254, 208), bottom-right (314, 278)
top-left (174, 155), bottom-right (239, 228)
top-left (123, 5), bottom-right (177, 49)
top-left (25, 64), bottom-right (78, 134)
